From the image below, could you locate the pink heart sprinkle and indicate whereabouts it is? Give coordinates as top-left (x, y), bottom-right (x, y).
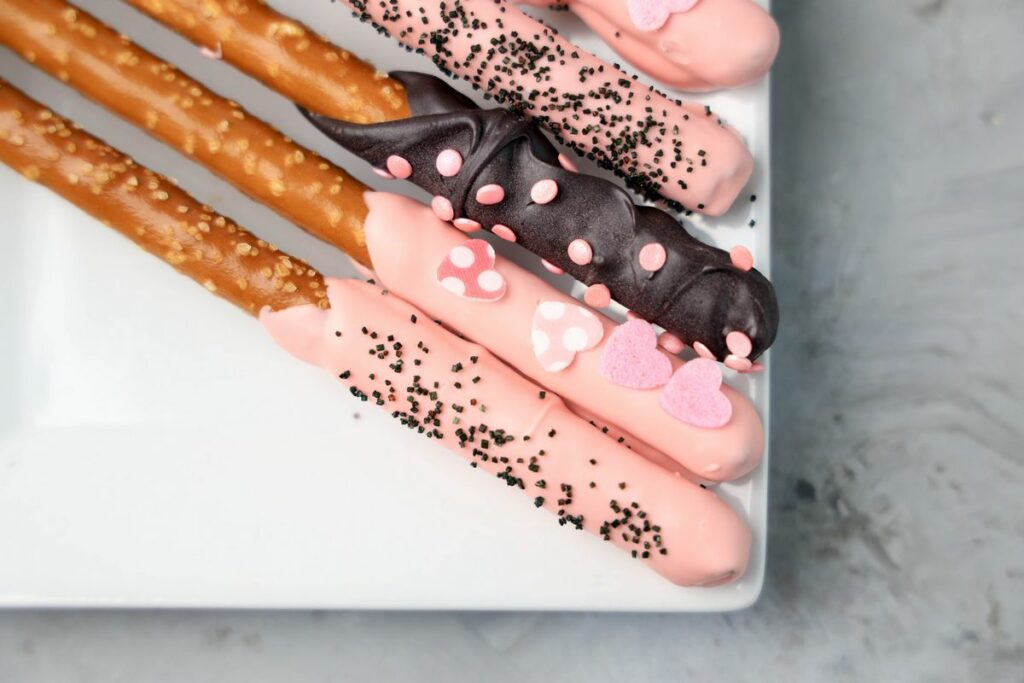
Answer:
top-left (531, 301), bottom-right (604, 373)
top-left (475, 184), bottom-right (506, 205)
top-left (661, 358), bottom-right (733, 429)
top-left (436, 149), bottom-right (463, 177)
top-left (386, 155), bottom-right (412, 179)
top-left (599, 320), bottom-right (674, 390)
top-left (431, 196), bottom-right (454, 222)
top-left (627, 0), bottom-right (699, 32)
top-left (436, 239), bottom-right (506, 302)
top-left (530, 179), bottom-right (559, 204)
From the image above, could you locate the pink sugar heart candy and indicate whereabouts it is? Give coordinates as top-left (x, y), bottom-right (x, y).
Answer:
top-left (436, 239), bottom-right (506, 302)
top-left (661, 358), bottom-right (733, 429)
top-left (531, 301), bottom-right (604, 373)
top-left (599, 319), bottom-right (673, 390)
top-left (627, 0), bottom-right (699, 33)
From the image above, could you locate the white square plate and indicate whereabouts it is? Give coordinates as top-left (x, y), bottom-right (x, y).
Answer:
top-left (0, 0), bottom-right (770, 611)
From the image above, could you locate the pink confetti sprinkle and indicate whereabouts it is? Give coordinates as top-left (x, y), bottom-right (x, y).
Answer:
top-left (567, 239), bottom-right (594, 266)
top-left (726, 331), bottom-right (753, 358)
top-left (730, 245), bottom-right (754, 272)
top-left (530, 179), bottom-right (559, 205)
top-left (436, 149), bottom-right (463, 177)
top-left (627, 0), bottom-right (699, 33)
top-left (436, 239), bottom-right (506, 302)
top-left (475, 184), bottom-right (506, 205)
top-left (638, 243), bottom-right (668, 272)
top-left (386, 155), bottom-right (413, 179)
top-left (557, 153), bottom-right (579, 173)
top-left (431, 196), bottom-right (454, 222)
top-left (692, 341), bottom-right (717, 360)
top-left (584, 283), bottom-right (612, 309)
top-left (659, 332), bottom-right (686, 354)
top-left (531, 301), bottom-right (605, 373)
top-left (373, 168), bottom-right (396, 180)
top-left (724, 355), bottom-right (754, 373)
top-left (599, 320), bottom-right (673, 389)
top-left (541, 259), bottom-right (565, 276)
top-left (453, 218), bottom-right (482, 233)
top-left (661, 358), bottom-right (733, 430)
top-left (492, 224), bottom-right (517, 242)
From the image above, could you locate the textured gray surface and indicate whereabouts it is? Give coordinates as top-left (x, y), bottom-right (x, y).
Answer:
top-left (1, 0), bottom-right (1023, 680)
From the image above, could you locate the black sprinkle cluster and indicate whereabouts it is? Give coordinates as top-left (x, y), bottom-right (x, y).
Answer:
top-left (599, 500), bottom-right (668, 559)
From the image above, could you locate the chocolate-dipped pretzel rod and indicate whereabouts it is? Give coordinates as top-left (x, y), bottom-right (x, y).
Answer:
top-left (0, 0), bottom-right (372, 265)
top-left (124, 0), bottom-right (752, 214)
top-left (1, 0), bottom-right (766, 481)
top-left (0, 81), bottom-right (752, 587)
top-left (0, 79), bottom-right (324, 314)
top-left (304, 74), bottom-right (778, 364)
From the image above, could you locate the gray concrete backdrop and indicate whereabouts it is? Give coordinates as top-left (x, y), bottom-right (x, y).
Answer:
top-left (1, 0), bottom-right (1022, 680)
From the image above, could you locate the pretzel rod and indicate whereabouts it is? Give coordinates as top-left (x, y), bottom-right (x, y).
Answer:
top-left (0, 81), bottom-right (752, 587)
top-left (0, 79), bottom-right (325, 314)
top-left (111, 0), bottom-right (778, 361)
top-left (0, 0), bottom-right (372, 266)
top-left (123, 0), bottom-right (753, 214)
top-left (521, 0), bottom-right (780, 92)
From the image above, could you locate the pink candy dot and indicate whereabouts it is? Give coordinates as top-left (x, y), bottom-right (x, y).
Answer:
top-left (557, 153), bottom-right (579, 173)
top-left (541, 259), bottom-right (565, 276)
top-left (373, 167), bottom-right (395, 180)
top-left (386, 155), bottom-right (412, 179)
top-left (692, 341), bottom-right (717, 360)
top-left (726, 331), bottom-right (753, 358)
top-left (567, 238), bottom-right (593, 266)
top-left (583, 283), bottom-right (611, 308)
top-left (730, 245), bottom-right (754, 272)
top-left (453, 218), bottom-right (482, 233)
top-left (659, 332), bottom-right (686, 354)
top-left (436, 149), bottom-right (463, 177)
top-left (530, 179), bottom-right (559, 204)
top-left (492, 224), bottom-right (517, 242)
top-left (431, 195), bottom-right (455, 222)
top-left (475, 184), bottom-right (506, 205)
top-left (724, 355), bottom-right (754, 373)
top-left (638, 243), bottom-right (667, 272)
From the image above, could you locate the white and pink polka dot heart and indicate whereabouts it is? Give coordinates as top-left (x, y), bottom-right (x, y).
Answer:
top-left (436, 239), bottom-right (507, 302)
top-left (531, 301), bottom-right (605, 373)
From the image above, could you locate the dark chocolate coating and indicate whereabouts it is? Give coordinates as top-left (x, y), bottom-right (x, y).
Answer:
top-left (301, 72), bottom-right (778, 361)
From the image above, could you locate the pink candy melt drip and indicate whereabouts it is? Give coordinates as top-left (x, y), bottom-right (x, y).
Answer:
top-left (260, 277), bottom-right (751, 586)
top-left (362, 193), bottom-right (764, 482)
top-left (345, 0), bottom-right (754, 214)
top-left (521, 0), bottom-right (780, 92)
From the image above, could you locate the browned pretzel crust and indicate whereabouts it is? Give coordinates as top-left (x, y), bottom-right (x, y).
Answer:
top-left (0, 0), bottom-right (372, 265)
top-left (0, 80), bottom-right (327, 314)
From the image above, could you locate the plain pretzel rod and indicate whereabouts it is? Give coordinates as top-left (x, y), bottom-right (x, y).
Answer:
top-left (0, 0), bottom-right (374, 265)
top-left (0, 78), bottom-right (326, 314)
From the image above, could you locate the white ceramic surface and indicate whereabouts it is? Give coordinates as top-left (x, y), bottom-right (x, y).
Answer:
top-left (0, 0), bottom-right (770, 611)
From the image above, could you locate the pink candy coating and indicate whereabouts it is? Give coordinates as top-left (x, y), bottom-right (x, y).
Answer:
top-left (541, 259), bottom-right (565, 276)
top-left (584, 283), bottom-right (612, 308)
top-left (475, 184), bottom-right (506, 205)
top-left (567, 238), bottom-right (594, 266)
top-left (436, 149), bottom-right (463, 177)
top-left (530, 179), bottom-right (559, 204)
top-left (692, 341), bottom-right (716, 360)
top-left (638, 243), bottom-right (668, 272)
top-left (730, 245), bottom-right (754, 272)
top-left (386, 155), bottom-right (413, 179)
top-left (659, 332), bottom-right (686, 354)
top-left (453, 218), bottom-right (482, 233)
top-left (492, 224), bottom-right (517, 242)
top-left (557, 153), bottom-right (579, 173)
top-left (431, 195), bottom-right (455, 222)
top-left (726, 331), bottom-right (753, 358)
